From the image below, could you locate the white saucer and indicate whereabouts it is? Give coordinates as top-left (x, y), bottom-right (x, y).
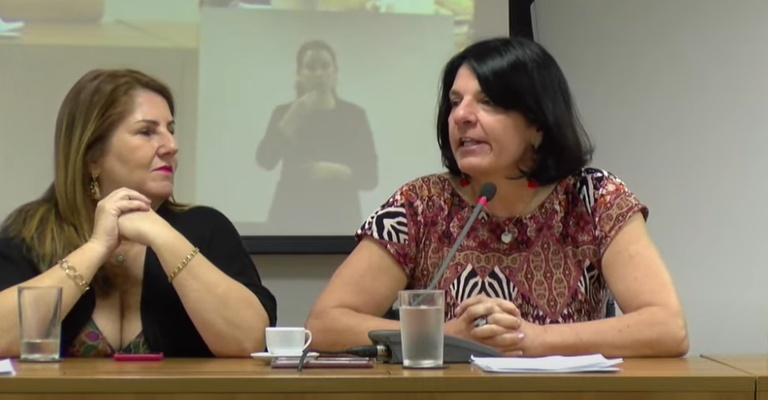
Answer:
top-left (250, 352), bottom-right (319, 362)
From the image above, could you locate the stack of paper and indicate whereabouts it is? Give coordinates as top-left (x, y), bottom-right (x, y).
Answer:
top-left (0, 359), bottom-right (15, 376)
top-left (470, 354), bottom-right (623, 373)
top-left (0, 15), bottom-right (24, 38)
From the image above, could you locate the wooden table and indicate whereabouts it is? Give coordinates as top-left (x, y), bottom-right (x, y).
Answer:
top-left (703, 354), bottom-right (768, 399)
top-left (0, 357), bottom-right (755, 400)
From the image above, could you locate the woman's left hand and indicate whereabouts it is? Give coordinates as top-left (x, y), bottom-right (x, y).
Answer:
top-left (117, 209), bottom-right (170, 247)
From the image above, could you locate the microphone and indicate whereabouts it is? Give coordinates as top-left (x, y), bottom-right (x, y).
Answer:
top-left (426, 182), bottom-right (497, 290)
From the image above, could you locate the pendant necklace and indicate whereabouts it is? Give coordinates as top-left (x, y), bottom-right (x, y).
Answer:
top-left (500, 190), bottom-right (540, 244)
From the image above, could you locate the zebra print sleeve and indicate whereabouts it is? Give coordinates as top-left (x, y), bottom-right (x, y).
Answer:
top-left (578, 168), bottom-right (649, 259)
top-left (355, 183), bottom-right (421, 279)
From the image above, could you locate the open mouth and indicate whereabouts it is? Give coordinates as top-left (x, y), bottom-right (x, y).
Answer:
top-left (459, 138), bottom-right (488, 148)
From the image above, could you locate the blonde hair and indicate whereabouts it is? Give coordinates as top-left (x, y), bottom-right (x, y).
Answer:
top-left (1, 69), bottom-right (186, 289)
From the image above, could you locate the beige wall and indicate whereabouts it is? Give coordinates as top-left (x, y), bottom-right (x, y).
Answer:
top-left (254, 255), bottom-right (342, 326)
top-left (533, 0), bottom-right (768, 354)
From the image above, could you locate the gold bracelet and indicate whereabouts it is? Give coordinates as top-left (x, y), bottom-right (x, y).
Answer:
top-left (168, 247), bottom-right (199, 283)
top-left (58, 259), bottom-right (90, 293)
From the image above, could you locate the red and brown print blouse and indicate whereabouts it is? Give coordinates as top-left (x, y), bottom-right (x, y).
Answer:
top-left (355, 168), bottom-right (648, 325)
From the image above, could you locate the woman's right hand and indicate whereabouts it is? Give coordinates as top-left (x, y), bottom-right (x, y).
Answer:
top-left (89, 187), bottom-right (152, 253)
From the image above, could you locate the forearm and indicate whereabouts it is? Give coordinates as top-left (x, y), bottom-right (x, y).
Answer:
top-left (0, 241), bottom-right (107, 357)
top-left (0, 0), bottom-right (104, 22)
top-left (306, 307), bottom-right (400, 351)
top-left (150, 229), bottom-right (270, 357)
top-left (531, 306), bottom-right (689, 358)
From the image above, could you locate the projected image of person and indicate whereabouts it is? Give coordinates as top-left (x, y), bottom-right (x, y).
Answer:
top-left (256, 40), bottom-right (378, 232)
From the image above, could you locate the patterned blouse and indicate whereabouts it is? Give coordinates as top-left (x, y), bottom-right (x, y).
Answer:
top-left (66, 318), bottom-right (150, 357)
top-left (355, 168), bottom-right (648, 324)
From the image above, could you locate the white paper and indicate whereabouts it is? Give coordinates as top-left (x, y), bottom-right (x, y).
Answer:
top-left (0, 359), bottom-right (15, 376)
top-left (471, 354), bottom-right (623, 373)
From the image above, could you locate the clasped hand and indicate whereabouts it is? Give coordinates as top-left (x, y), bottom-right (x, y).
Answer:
top-left (89, 187), bottom-right (169, 253)
top-left (446, 295), bottom-right (538, 356)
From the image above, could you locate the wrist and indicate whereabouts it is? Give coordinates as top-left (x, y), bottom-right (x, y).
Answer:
top-left (84, 239), bottom-right (112, 261)
top-left (146, 219), bottom-right (177, 248)
top-left (523, 322), bottom-right (550, 357)
top-left (443, 318), bottom-right (459, 337)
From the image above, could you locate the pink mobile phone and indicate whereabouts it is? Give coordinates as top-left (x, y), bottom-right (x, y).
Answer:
top-left (113, 353), bottom-right (164, 361)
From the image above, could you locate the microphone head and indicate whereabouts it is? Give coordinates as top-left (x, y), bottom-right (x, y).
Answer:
top-left (478, 182), bottom-right (497, 202)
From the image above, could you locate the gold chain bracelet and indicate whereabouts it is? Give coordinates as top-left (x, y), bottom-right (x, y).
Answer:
top-left (168, 247), bottom-right (200, 283)
top-left (58, 259), bottom-right (90, 293)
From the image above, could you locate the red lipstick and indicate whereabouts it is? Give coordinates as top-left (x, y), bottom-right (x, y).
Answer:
top-left (154, 165), bottom-right (173, 174)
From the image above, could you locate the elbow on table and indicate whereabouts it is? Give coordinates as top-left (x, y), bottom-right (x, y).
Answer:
top-left (654, 309), bottom-right (690, 358)
top-left (0, 335), bottom-right (19, 359)
top-left (210, 336), bottom-right (266, 358)
top-left (305, 308), bottom-right (348, 351)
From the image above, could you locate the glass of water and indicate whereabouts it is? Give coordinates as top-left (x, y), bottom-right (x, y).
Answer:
top-left (18, 286), bottom-right (62, 362)
top-left (398, 289), bottom-right (445, 368)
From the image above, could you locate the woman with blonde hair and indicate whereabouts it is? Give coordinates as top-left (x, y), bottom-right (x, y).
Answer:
top-left (0, 69), bottom-right (277, 358)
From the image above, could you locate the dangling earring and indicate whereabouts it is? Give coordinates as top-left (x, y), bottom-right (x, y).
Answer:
top-left (459, 174), bottom-right (470, 187)
top-left (527, 141), bottom-right (541, 189)
top-left (89, 175), bottom-right (101, 200)
top-left (527, 142), bottom-right (540, 189)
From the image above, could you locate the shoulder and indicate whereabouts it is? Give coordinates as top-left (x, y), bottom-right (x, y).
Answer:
top-left (0, 235), bottom-right (40, 287)
top-left (159, 204), bottom-right (236, 232)
top-left (382, 173), bottom-right (455, 208)
top-left (567, 167), bottom-right (640, 208)
top-left (336, 98), bottom-right (368, 115)
top-left (269, 102), bottom-right (293, 118)
top-left (356, 173), bottom-right (455, 242)
top-left (0, 235), bottom-right (32, 258)
top-left (566, 167), bottom-right (649, 240)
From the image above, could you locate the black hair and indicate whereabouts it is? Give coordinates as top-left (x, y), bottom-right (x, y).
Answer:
top-left (436, 36), bottom-right (594, 185)
top-left (295, 39), bottom-right (338, 97)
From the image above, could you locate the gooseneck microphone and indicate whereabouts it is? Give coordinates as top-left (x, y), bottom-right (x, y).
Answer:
top-left (426, 182), bottom-right (497, 290)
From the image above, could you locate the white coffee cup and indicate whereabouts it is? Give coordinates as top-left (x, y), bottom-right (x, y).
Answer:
top-left (265, 327), bottom-right (312, 355)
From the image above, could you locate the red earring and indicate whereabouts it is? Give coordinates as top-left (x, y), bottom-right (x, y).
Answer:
top-left (527, 179), bottom-right (538, 189)
top-left (459, 177), bottom-right (470, 187)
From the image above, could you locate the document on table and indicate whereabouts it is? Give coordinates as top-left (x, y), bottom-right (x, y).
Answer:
top-left (0, 359), bottom-right (15, 376)
top-left (470, 354), bottom-right (623, 373)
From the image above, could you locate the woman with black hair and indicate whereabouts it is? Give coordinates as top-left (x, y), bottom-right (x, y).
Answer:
top-left (307, 36), bottom-right (688, 358)
top-left (256, 39), bottom-right (379, 234)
